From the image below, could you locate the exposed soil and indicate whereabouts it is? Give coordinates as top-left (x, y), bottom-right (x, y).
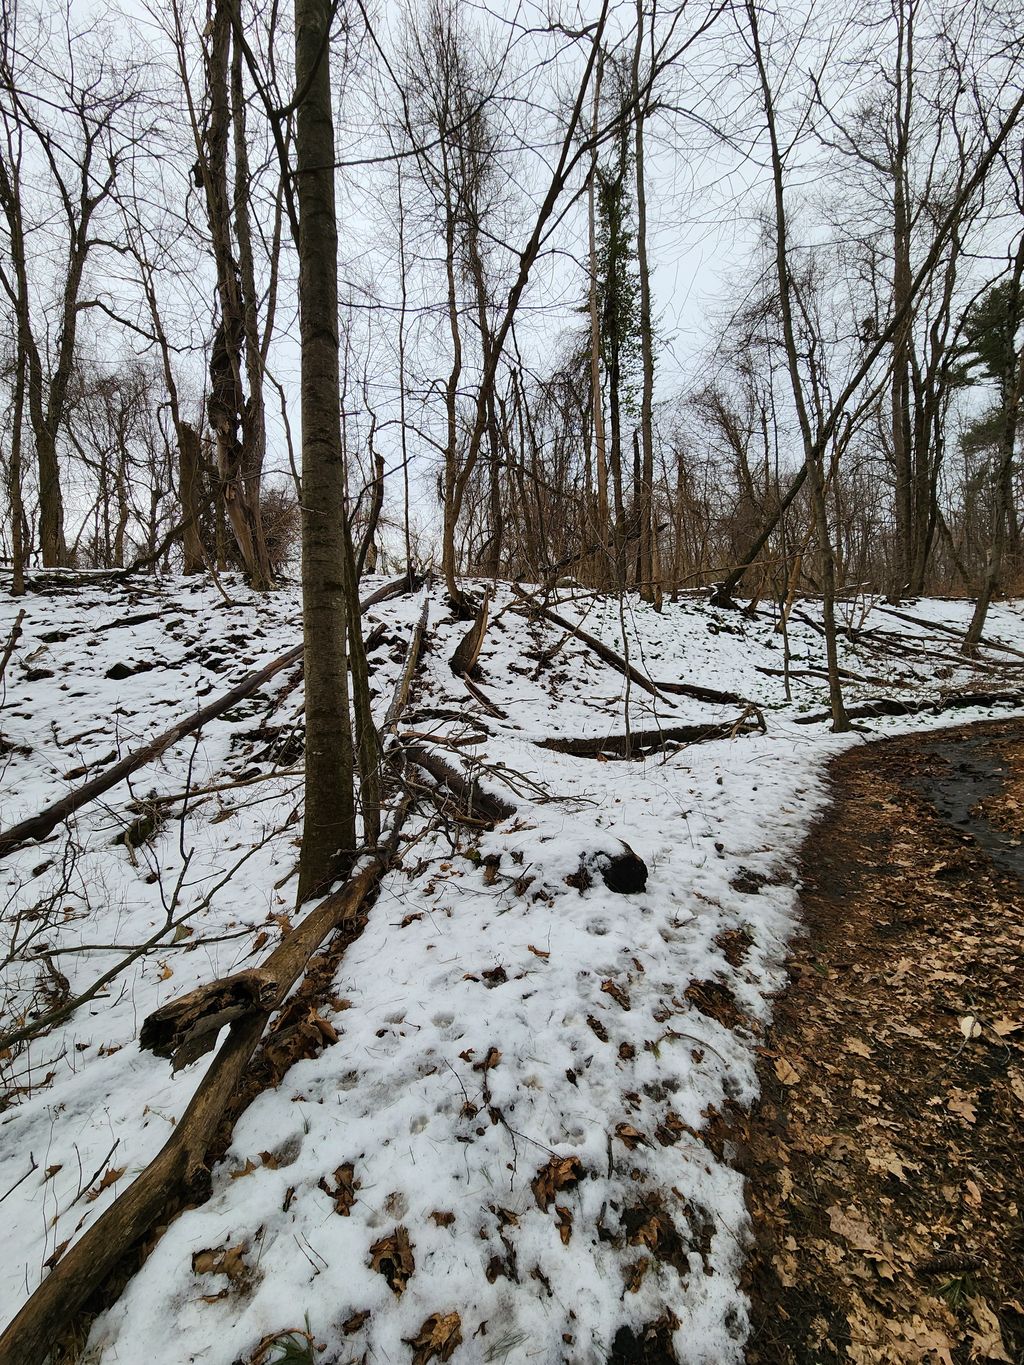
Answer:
top-left (730, 718), bottom-right (1024, 1365)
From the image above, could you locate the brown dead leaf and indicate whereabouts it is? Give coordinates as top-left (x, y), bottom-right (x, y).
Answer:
top-left (472, 1047), bottom-right (501, 1072)
top-left (966, 1296), bottom-right (1011, 1362)
top-left (555, 1204), bottom-right (573, 1245)
top-left (405, 1311), bottom-right (462, 1365)
top-left (826, 1205), bottom-right (884, 1261)
top-left (531, 1154), bottom-right (583, 1211)
top-left (947, 1089), bottom-right (977, 1123)
top-left (192, 1242), bottom-right (248, 1285)
top-left (43, 1239), bottom-right (69, 1270)
top-left (624, 1257), bottom-right (651, 1293)
top-left (341, 1310), bottom-right (370, 1335)
top-left (85, 1165), bottom-right (125, 1202)
top-left (1009, 1069), bottom-right (1024, 1104)
top-left (430, 1210), bottom-right (455, 1228)
top-left (774, 1056), bottom-right (800, 1086)
top-left (369, 1226), bottom-right (415, 1295)
top-left (319, 1162), bottom-right (359, 1215)
top-left (615, 1122), bottom-right (647, 1150)
top-left (991, 1016), bottom-right (1021, 1037)
top-left (601, 979), bottom-right (631, 1010)
top-left (844, 1036), bottom-right (872, 1057)
top-left (527, 944), bottom-right (550, 959)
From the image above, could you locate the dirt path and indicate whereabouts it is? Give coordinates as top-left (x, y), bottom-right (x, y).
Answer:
top-left (729, 719), bottom-right (1024, 1365)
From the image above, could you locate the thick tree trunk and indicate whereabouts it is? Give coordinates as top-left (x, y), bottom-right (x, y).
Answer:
top-left (201, 0), bottom-right (273, 590)
top-left (178, 422), bottom-right (207, 574)
top-left (294, 0), bottom-right (357, 902)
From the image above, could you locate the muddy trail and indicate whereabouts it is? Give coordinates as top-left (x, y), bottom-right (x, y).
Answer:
top-left (730, 718), bottom-right (1024, 1365)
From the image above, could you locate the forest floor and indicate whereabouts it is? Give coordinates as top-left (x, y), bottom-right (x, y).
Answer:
top-left (731, 719), bottom-right (1024, 1365)
top-left (1, 574), bottom-right (1023, 1365)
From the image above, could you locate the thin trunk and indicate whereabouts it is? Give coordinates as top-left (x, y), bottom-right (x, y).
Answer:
top-left (746, 0), bottom-right (850, 731)
top-left (8, 342), bottom-right (26, 595)
top-left (633, 0), bottom-right (659, 608)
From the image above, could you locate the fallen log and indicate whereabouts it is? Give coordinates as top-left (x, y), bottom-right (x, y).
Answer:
top-left (383, 592), bottom-right (430, 732)
top-left (404, 744), bottom-right (516, 824)
top-left (139, 967), bottom-right (279, 1071)
top-left (871, 603), bottom-right (1024, 661)
top-left (0, 578), bottom-right (415, 862)
top-left (792, 689), bottom-right (1024, 726)
top-left (0, 608), bottom-right (26, 691)
top-left (461, 672), bottom-right (507, 718)
top-left (754, 663), bottom-right (913, 689)
top-left (654, 677), bottom-right (759, 706)
top-left (0, 643), bottom-right (304, 860)
top-left (511, 586), bottom-right (666, 701)
top-left (538, 716), bottom-right (760, 759)
top-left (0, 815), bottom-right (408, 1365)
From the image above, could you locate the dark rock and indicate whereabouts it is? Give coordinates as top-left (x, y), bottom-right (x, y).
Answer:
top-left (594, 844), bottom-right (648, 894)
top-left (105, 660), bottom-right (156, 681)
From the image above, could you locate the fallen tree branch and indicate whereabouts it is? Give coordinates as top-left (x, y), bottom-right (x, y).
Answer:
top-left (0, 810), bottom-right (410, 1365)
top-left (403, 744), bottom-right (516, 824)
top-left (537, 715), bottom-right (762, 759)
top-left (792, 689), bottom-right (1024, 726)
top-left (0, 644), bottom-right (303, 860)
top-left (383, 591), bottom-right (430, 732)
top-left (511, 585), bottom-right (668, 702)
top-left (0, 578), bottom-right (415, 862)
top-left (871, 603), bottom-right (1024, 661)
top-left (0, 608), bottom-right (26, 693)
top-left (654, 676), bottom-right (760, 707)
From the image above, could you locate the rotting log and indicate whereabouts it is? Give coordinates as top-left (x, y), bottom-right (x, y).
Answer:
top-left (510, 585), bottom-right (666, 700)
top-left (0, 643), bottom-right (304, 860)
top-left (792, 689), bottom-right (1024, 726)
top-left (449, 588), bottom-right (491, 678)
top-left (0, 815), bottom-right (408, 1365)
top-left (404, 744), bottom-right (515, 824)
top-left (0, 577), bottom-right (414, 862)
top-left (538, 717), bottom-right (761, 759)
top-left (139, 967), bottom-right (279, 1070)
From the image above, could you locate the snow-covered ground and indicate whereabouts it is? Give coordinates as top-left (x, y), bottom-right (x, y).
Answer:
top-left (1, 574), bottom-right (1022, 1365)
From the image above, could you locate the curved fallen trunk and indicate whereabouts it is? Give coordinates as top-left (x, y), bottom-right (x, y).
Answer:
top-left (0, 577), bottom-right (414, 862)
top-left (0, 820), bottom-right (408, 1365)
top-left (538, 716), bottom-right (761, 759)
top-left (404, 744), bottom-right (516, 824)
top-left (792, 689), bottom-right (1024, 726)
top-left (0, 643), bottom-right (304, 860)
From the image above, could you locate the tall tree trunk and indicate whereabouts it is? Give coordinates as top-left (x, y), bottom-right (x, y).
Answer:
top-left (439, 176), bottom-right (464, 608)
top-left (963, 246), bottom-right (1024, 653)
top-left (632, 0), bottom-right (659, 608)
top-left (587, 65), bottom-right (609, 589)
top-left (179, 422), bottom-right (206, 574)
top-left (746, 0), bottom-right (849, 731)
top-left (201, 0), bottom-right (273, 590)
top-left (294, 0), bottom-right (356, 902)
top-left (8, 344), bottom-right (26, 595)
